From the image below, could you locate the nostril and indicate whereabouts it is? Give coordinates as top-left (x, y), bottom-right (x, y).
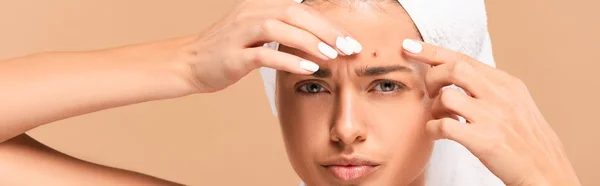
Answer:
top-left (331, 135), bottom-right (341, 142)
top-left (357, 135), bottom-right (366, 142)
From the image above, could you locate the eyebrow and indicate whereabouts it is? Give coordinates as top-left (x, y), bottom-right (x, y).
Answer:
top-left (310, 65), bottom-right (414, 78)
top-left (357, 65), bottom-right (414, 77)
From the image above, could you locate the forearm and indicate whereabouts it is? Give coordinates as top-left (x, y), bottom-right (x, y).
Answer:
top-left (0, 36), bottom-right (197, 143)
top-left (0, 134), bottom-right (183, 186)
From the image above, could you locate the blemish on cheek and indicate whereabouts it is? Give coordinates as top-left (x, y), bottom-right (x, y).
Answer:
top-left (372, 51), bottom-right (377, 57)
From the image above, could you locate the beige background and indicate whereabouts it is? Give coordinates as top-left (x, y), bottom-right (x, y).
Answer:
top-left (1, 0), bottom-right (598, 185)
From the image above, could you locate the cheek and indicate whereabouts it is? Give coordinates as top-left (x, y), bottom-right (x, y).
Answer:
top-left (276, 90), bottom-right (334, 184)
top-left (276, 89), bottom-right (332, 156)
top-left (368, 98), bottom-right (432, 153)
top-left (366, 97), bottom-right (434, 183)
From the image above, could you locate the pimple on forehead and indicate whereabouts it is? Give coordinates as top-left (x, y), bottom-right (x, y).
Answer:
top-left (361, 47), bottom-right (426, 73)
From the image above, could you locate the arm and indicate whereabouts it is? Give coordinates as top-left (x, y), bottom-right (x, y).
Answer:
top-left (0, 134), bottom-right (183, 186)
top-left (0, 0), bottom-right (353, 184)
top-left (0, 36), bottom-right (197, 143)
top-left (0, 0), bottom-right (354, 146)
top-left (0, 38), bottom-right (195, 184)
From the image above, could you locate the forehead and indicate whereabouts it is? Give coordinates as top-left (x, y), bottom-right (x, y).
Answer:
top-left (281, 2), bottom-right (422, 68)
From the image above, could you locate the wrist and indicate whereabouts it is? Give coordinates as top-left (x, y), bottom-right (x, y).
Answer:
top-left (515, 170), bottom-right (580, 186)
top-left (107, 36), bottom-right (200, 98)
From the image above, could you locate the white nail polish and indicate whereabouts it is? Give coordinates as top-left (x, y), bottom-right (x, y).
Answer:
top-left (318, 42), bottom-right (338, 59)
top-left (441, 85), bottom-right (465, 94)
top-left (336, 36), bottom-right (354, 55)
top-left (345, 36), bottom-right (362, 53)
top-left (299, 61), bottom-right (319, 72)
top-left (402, 39), bottom-right (423, 54)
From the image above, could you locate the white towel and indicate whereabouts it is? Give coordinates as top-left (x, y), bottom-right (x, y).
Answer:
top-left (260, 0), bottom-right (505, 185)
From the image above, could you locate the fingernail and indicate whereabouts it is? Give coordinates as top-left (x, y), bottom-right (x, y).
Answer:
top-left (441, 85), bottom-right (463, 92)
top-left (345, 36), bottom-right (362, 53)
top-left (299, 60), bottom-right (319, 72)
top-left (402, 39), bottom-right (423, 54)
top-left (318, 42), bottom-right (338, 59)
top-left (336, 36), bottom-right (354, 55)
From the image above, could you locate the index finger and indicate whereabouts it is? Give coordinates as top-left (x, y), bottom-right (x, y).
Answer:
top-left (277, 4), bottom-right (362, 56)
top-left (401, 39), bottom-right (489, 69)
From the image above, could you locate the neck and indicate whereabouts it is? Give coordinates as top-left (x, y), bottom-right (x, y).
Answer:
top-left (408, 172), bottom-right (426, 186)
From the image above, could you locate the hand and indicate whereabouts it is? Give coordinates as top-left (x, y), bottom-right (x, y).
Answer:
top-left (178, 0), bottom-right (361, 93)
top-left (401, 39), bottom-right (581, 186)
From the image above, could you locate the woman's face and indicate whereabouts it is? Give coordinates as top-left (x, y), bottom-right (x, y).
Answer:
top-left (276, 2), bottom-right (434, 186)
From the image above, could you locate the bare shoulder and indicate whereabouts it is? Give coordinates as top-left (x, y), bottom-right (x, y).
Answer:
top-left (0, 134), bottom-right (184, 186)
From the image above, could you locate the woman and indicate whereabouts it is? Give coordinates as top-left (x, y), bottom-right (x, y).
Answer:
top-left (0, 0), bottom-right (581, 185)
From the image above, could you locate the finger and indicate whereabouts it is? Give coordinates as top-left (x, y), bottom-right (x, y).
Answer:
top-left (430, 87), bottom-right (489, 123)
top-left (426, 118), bottom-right (478, 143)
top-left (427, 118), bottom-right (531, 184)
top-left (430, 88), bottom-right (465, 121)
top-left (425, 118), bottom-right (506, 164)
top-left (277, 5), bottom-right (361, 56)
top-left (401, 39), bottom-right (492, 70)
top-left (256, 19), bottom-right (338, 61)
top-left (425, 60), bottom-right (494, 98)
top-left (241, 47), bottom-right (319, 74)
top-left (425, 118), bottom-right (512, 169)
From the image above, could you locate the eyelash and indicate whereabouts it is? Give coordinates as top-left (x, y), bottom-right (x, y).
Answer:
top-left (296, 81), bottom-right (329, 96)
top-left (295, 80), bottom-right (407, 96)
top-left (369, 80), bottom-right (407, 95)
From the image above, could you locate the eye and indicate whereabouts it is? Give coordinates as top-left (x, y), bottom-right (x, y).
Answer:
top-left (298, 82), bottom-right (326, 94)
top-left (373, 80), bottom-right (403, 92)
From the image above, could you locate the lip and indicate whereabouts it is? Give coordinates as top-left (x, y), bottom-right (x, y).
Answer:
top-left (321, 156), bottom-right (381, 182)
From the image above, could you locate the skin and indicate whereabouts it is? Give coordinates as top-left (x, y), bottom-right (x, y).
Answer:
top-left (0, 0), bottom-right (582, 185)
top-left (0, 135), bottom-right (183, 186)
top-left (408, 41), bottom-right (582, 186)
top-left (0, 0), bottom-right (352, 184)
top-left (276, 2), bottom-right (433, 186)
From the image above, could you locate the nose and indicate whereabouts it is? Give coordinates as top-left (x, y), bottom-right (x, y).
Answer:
top-left (330, 91), bottom-right (367, 146)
